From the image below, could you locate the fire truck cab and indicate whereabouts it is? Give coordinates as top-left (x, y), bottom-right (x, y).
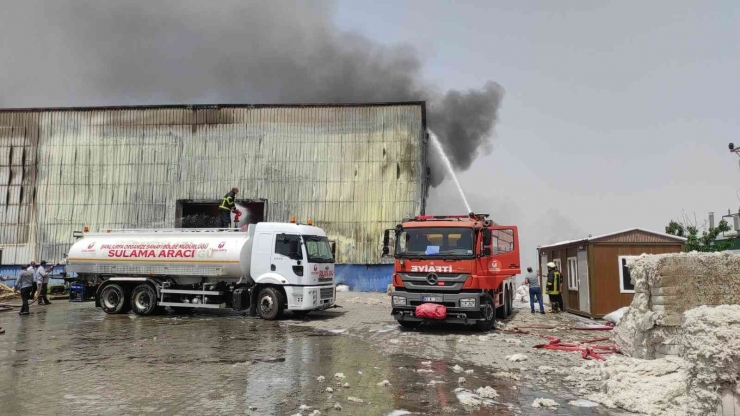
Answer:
top-left (382, 213), bottom-right (520, 331)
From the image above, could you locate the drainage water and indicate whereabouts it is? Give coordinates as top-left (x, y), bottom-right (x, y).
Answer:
top-left (429, 130), bottom-right (472, 213)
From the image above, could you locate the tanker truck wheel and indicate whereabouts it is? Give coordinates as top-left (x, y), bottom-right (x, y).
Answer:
top-left (256, 287), bottom-right (285, 320)
top-left (100, 284), bottom-right (130, 314)
top-left (475, 293), bottom-right (496, 332)
top-left (131, 284), bottom-right (159, 316)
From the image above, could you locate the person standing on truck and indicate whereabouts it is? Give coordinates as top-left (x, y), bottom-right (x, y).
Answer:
top-left (545, 262), bottom-right (564, 313)
top-left (218, 187), bottom-right (239, 228)
top-left (525, 267), bottom-right (545, 314)
top-left (14, 265), bottom-right (34, 315)
top-left (36, 261), bottom-right (52, 305)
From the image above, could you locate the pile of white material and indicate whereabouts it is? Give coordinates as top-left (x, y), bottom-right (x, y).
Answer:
top-left (582, 305), bottom-right (740, 415)
top-left (682, 305), bottom-right (740, 415)
top-left (515, 284), bottom-right (528, 303)
top-left (602, 307), bottom-right (628, 325)
top-left (454, 388), bottom-right (496, 409)
top-left (531, 398), bottom-right (558, 408)
top-left (614, 252), bottom-right (740, 359)
top-left (585, 356), bottom-right (689, 415)
top-left (505, 354), bottom-right (527, 362)
top-left (476, 386), bottom-right (499, 399)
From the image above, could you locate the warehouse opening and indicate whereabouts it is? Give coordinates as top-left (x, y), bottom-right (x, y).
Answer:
top-left (176, 199), bottom-right (266, 228)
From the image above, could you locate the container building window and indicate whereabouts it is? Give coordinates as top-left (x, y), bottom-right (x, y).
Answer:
top-left (618, 256), bottom-right (637, 293)
top-left (567, 257), bottom-right (578, 290)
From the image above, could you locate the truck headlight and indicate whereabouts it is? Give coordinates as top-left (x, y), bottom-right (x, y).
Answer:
top-left (392, 296), bottom-right (407, 306)
top-left (460, 298), bottom-right (476, 308)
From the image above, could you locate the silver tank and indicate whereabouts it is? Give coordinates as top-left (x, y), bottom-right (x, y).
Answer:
top-left (67, 228), bottom-right (254, 282)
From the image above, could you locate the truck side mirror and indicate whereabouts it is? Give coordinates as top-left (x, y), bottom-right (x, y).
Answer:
top-left (482, 229), bottom-right (492, 246)
top-left (482, 247), bottom-right (492, 256)
top-left (329, 241), bottom-right (336, 258)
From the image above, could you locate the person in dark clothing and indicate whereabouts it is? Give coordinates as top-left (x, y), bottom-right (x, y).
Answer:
top-left (545, 262), bottom-right (564, 313)
top-left (14, 265), bottom-right (34, 315)
top-left (218, 187), bottom-right (239, 228)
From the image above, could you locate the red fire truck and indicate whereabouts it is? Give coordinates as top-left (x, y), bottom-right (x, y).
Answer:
top-left (383, 213), bottom-right (520, 331)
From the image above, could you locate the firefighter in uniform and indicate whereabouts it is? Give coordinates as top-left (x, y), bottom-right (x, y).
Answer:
top-left (218, 187), bottom-right (239, 228)
top-left (545, 262), bottom-right (564, 313)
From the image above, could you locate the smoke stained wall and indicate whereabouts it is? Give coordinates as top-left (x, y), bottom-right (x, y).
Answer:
top-left (0, 0), bottom-right (503, 187)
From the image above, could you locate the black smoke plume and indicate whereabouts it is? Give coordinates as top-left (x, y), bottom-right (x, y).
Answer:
top-left (0, 0), bottom-right (503, 186)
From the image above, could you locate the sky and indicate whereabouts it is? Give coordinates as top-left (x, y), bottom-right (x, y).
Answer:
top-left (334, 0), bottom-right (740, 267)
top-left (1, 1), bottom-right (739, 269)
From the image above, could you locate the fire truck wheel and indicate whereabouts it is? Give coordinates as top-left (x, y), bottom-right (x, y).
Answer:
top-left (130, 284), bottom-right (159, 316)
top-left (500, 286), bottom-right (512, 318)
top-left (99, 284), bottom-right (130, 314)
top-left (256, 287), bottom-right (285, 320)
top-left (497, 288), bottom-right (508, 319)
top-left (507, 287), bottom-right (513, 317)
top-left (476, 293), bottom-right (496, 332)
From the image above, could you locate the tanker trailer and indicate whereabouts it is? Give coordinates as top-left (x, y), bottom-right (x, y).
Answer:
top-left (66, 222), bottom-right (336, 320)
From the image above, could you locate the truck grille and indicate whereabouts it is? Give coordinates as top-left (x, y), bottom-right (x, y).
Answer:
top-left (399, 273), bottom-right (470, 292)
top-left (320, 287), bottom-right (334, 299)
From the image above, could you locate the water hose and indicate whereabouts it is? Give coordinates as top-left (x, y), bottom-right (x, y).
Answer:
top-left (500, 325), bottom-right (619, 361)
top-left (0, 286), bottom-right (40, 310)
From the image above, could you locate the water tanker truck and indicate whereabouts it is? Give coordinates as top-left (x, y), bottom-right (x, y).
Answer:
top-left (383, 213), bottom-right (520, 331)
top-left (66, 222), bottom-right (336, 320)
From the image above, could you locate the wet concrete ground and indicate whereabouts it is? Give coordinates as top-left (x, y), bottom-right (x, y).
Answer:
top-left (1, 298), bottom-right (632, 415)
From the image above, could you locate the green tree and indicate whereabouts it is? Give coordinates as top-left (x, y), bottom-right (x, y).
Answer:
top-left (665, 219), bottom-right (734, 252)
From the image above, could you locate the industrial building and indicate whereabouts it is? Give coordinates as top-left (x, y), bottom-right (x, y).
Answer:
top-left (537, 228), bottom-right (685, 318)
top-left (0, 103), bottom-right (428, 290)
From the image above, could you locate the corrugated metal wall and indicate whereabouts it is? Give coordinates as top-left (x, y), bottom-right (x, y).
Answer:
top-left (0, 104), bottom-right (426, 265)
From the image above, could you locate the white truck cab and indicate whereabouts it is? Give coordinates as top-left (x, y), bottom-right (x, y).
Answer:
top-left (248, 223), bottom-right (336, 314)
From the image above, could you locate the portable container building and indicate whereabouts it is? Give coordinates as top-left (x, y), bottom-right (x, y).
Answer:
top-left (536, 228), bottom-right (685, 318)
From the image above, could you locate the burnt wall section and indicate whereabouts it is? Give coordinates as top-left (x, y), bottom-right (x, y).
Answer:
top-left (0, 121), bottom-right (37, 253)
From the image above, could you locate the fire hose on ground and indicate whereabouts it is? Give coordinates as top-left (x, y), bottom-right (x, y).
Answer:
top-left (0, 284), bottom-right (40, 310)
top-left (500, 324), bottom-right (619, 361)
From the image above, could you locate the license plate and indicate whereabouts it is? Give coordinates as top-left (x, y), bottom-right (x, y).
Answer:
top-left (421, 296), bottom-right (442, 302)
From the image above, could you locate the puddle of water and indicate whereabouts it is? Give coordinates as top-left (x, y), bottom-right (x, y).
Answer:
top-left (0, 303), bottom-right (618, 415)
